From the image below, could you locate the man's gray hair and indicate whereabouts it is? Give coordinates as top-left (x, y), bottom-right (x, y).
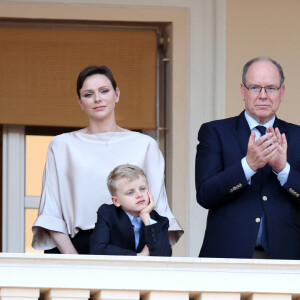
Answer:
top-left (242, 56), bottom-right (285, 86)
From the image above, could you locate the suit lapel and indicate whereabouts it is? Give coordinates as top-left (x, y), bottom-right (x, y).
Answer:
top-left (116, 208), bottom-right (136, 250)
top-left (136, 223), bottom-right (146, 253)
top-left (234, 111), bottom-right (251, 156)
top-left (262, 116), bottom-right (289, 181)
top-left (273, 116), bottom-right (288, 141)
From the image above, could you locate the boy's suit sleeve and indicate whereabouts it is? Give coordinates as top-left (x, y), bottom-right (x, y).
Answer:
top-left (145, 211), bottom-right (172, 257)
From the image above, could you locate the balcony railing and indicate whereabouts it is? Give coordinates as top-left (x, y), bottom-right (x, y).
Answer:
top-left (0, 253), bottom-right (300, 299)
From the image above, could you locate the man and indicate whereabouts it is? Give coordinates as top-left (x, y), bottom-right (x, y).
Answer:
top-left (195, 57), bottom-right (300, 259)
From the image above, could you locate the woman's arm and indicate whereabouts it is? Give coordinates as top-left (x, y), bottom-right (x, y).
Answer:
top-left (48, 230), bottom-right (78, 254)
top-left (32, 138), bottom-right (70, 251)
top-left (144, 137), bottom-right (183, 244)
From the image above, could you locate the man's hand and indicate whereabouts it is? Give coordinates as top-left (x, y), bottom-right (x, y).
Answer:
top-left (139, 189), bottom-right (155, 226)
top-left (246, 129), bottom-right (279, 171)
top-left (137, 245), bottom-right (150, 256)
top-left (267, 126), bottom-right (287, 172)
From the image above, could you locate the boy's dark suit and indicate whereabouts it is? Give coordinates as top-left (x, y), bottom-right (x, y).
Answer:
top-left (196, 111), bottom-right (300, 259)
top-left (89, 204), bottom-right (172, 256)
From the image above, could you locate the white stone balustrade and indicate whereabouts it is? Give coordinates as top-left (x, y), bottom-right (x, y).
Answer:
top-left (0, 254), bottom-right (300, 300)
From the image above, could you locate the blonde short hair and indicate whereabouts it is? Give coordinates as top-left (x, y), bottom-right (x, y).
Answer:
top-left (107, 164), bottom-right (147, 196)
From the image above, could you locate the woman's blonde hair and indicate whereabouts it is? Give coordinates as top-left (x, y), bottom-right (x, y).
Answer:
top-left (107, 164), bottom-right (147, 196)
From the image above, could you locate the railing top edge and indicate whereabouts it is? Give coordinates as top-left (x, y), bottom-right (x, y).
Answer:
top-left (1, 253), bottom-right (300, 293)
top-left (1, 253), bottom-right (300, 270)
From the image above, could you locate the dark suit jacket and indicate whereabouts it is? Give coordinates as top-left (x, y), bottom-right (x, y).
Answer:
top-left (195, 111), bottom-right (300, 259)
top-left (89, 204), bottom-right (172, 256)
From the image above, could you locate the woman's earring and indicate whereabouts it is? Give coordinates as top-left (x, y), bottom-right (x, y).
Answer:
top-left (81, 106), bottom-right (85, 110)
top-left (115, 98), bottom-right (119, 103)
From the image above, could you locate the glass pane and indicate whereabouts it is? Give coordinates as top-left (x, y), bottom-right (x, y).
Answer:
top-left (25, 135), bottom-right (52, 196)
top-left (25, 208), bottom-right (42, 253)
top-left (25, 135), bottom-right (52, 253)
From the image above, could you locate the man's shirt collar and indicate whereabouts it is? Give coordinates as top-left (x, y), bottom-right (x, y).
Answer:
top-left (244, 111), bottom-right (275, 130)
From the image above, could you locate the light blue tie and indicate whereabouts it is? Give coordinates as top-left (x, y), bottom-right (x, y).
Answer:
top-left (132, 217), bottom-right (141, 250)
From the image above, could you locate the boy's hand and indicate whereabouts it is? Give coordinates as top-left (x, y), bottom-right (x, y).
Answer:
top-left (139, 189), bottom-right (155, 225)
top-left (137, 245), bottom-right (150, 256)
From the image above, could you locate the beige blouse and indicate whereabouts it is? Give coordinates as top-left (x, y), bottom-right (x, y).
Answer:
top-left (32, 131), bottom-right (183, 250)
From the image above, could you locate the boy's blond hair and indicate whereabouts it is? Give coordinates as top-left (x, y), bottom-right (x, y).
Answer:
top-left (107, 164), bottom-right (147, 196)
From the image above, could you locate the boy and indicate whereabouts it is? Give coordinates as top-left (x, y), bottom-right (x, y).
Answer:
top-left (89, 164), bottom-right (172, 256)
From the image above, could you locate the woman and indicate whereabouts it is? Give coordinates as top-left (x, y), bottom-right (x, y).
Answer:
top-left (32, 65), bottom-right (183, 254)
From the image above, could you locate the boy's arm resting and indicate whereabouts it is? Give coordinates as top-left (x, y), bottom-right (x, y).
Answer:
top-left (137, 245), bottom-right (150, 256)
top-left (144, 212), bottom-right (172, 257)
top-left (89, 213), bottom-right (137, 256)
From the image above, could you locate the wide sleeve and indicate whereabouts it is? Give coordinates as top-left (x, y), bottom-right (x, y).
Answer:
top-left (143, 138), bottom-right (183, 245)
top-left (32, 139), bottom-right (68, 250)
